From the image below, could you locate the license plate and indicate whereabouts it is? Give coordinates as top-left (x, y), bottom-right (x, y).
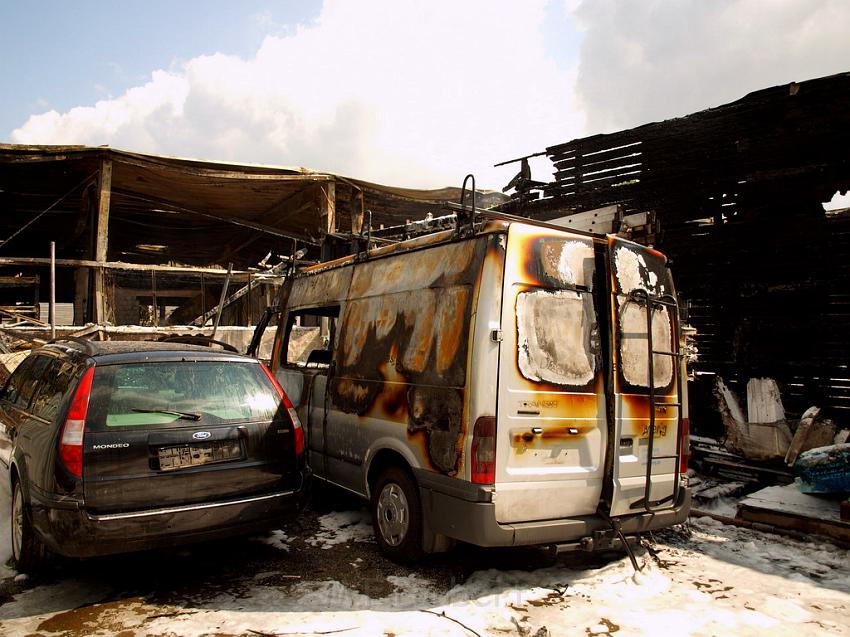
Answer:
top-left (157, 440), bottom-right (242, 471)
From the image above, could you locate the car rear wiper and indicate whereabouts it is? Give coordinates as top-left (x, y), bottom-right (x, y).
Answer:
top-left (131, 408), bottom-right (202, 421)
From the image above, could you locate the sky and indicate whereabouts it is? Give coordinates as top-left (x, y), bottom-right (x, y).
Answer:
top-left (2, 0), bottom-right (850, 191)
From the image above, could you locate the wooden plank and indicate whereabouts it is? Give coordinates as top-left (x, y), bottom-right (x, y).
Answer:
top-left (740, 484), bottom-right (847, 521)
top-left (0, 307), bottom-right (48, 327)
top-left (350, 187), bottom-right (365, 235)
top-left (95, 159), bottom-right (112, 263)
top-left (544, 204), bottom-right (620, 233)
top-left (93, 159), bottom-right (112, 325)
top-left (321, 180), bottom-right (336, 235)
top-left (191, 277), bottom-right (263, 326)
top-left (0, 256), bottom-right (285, 281)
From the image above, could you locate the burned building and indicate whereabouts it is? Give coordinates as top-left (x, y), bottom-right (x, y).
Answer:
top-left (0, 145), bottom-right (495, 347)
top-left (500, 71), bottom-right (850, 434)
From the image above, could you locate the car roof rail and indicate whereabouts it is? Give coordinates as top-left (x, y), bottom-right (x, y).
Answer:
top-left (159, 335), bottom-right (239, 353)
top-left (47, 335), bottom-right (98, 355)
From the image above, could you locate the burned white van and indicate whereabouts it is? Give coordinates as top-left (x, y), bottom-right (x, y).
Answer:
top-left (268, 212), bottom-right (690, 561)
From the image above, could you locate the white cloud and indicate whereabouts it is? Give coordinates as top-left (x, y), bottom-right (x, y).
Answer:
top-left (10, 0), bottom-right (580, 190)
top-left (570, 0), bottom-right (850, 134)
top-left (17, 2), bottom-right (845, 191)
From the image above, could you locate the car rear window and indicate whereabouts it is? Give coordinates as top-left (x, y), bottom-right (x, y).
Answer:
top-left (88, 360), bottom-right (282, 429)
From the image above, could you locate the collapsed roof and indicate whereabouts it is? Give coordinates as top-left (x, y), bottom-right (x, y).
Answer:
top-left (0, 145), bottom-right (502, 271)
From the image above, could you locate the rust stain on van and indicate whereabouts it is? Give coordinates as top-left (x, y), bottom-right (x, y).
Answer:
top-left (511, 423), bottom-right (594, 449)
top-left (511, 230), bottom-right (596, 291)
top-left (323, 235), bottom-right (490, 474)
top-left (435, 287), bottom-right (469, 373)
top-left (621, 391), bottom-right (679, 438)
top-left (508, 376), bottom-right (606, 420)
top-left (505, 227), bottom-right (602, 395)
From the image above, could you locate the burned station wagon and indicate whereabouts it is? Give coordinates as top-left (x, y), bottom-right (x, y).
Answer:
top-left (266, 210), bottom-right (690, 561)
top-left (1, 340), bottom-right (308, 570)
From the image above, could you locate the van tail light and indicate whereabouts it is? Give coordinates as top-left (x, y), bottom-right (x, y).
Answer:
top-left (471, 416), bottom-right (497, 484)
top-left (679, 417), bottom-right (690, 475)
top-left (260, 362), bottom-right (304, 457)
top-left (60, 366), bottom-right (95, 478)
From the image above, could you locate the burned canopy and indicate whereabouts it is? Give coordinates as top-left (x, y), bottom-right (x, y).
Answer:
top-left (0, 145), bottom-right (480, 268)
top-left (0, 145), bottom-right (477, 325)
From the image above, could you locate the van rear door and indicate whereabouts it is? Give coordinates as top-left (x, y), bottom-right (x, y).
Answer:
top-left (494, 224), bottom-right (607, 524)
top-left (83, 358), bottom-right (299, 513)
top-left (606, 237), bottom-right (682, 516)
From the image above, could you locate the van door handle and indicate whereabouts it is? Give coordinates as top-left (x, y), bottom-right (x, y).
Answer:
top-left (531, 427), bottom-right (543, 435)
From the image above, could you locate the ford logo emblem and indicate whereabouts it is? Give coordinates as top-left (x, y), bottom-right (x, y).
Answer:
top-left (192, 431), bottom-right (212, 440)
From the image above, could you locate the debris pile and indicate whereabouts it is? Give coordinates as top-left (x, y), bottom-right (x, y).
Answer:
top-left (691, 376), bottom-right (850, 543)
top-left (714, 377), bottom-right (792, 462)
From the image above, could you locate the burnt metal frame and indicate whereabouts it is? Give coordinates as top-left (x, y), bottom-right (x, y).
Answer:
top-left (626, 288), bottom-right (684, 512)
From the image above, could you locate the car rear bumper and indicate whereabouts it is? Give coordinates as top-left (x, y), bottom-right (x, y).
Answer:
top-left (420, 481), bottom-right (690, 549)
top-left (33, 471), bottom-right (310, 558)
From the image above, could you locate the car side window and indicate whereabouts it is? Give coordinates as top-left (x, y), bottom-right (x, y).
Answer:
top-left (1, 356), bottom-right (37, 408)
top-left (283, 307), bottom-right (340, 368)
top-left (30, 359), bottom-right (77, 421)
top-left (16, 355), bottom-right (52, 410)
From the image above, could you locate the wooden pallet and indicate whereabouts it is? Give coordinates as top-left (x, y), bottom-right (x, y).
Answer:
top-left (738, 484), bottom-right (850, 545)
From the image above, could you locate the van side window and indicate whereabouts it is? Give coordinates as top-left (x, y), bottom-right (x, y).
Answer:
top-left (283, 306), bottom-right (340, 367)
top-left (30, 359), bottom-right (77, 421)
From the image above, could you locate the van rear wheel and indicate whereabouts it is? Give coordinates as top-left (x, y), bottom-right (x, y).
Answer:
top-left (11, 480), bottom-right (46, 573)
top-left (371, 466), bottom-right (423, 563)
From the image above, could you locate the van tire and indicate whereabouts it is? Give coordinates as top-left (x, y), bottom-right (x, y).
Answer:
top-left (11, 480), bottom-right (46, 574)
top-left (371, 466), bottom-right (423, 563)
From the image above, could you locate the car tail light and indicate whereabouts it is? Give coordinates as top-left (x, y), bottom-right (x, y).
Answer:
top-left (679, 417), bottom-right (690, 474)
top-left (60, 366), bottom-right (95, 478)
top-left (471, 416), bottom-right (496, 484)
top-left (260, 362), bottom-right (304, 457)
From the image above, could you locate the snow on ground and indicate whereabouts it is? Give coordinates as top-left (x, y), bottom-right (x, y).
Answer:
top-left (694, 495), bottom-right (741, 518)
top-left (256, 529), bottom-right (291, 552)
top-left (304, 509), bottom-right (375, 549)
top-left (0, 516), bottom-right (848, 636)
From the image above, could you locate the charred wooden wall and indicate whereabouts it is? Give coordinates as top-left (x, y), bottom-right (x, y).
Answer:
top-left (663, 210), bottom-right (850, 435)
top-left (514, 72), bottom-right (850, 431)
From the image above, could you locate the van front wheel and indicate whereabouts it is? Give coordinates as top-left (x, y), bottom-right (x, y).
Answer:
top-left (371, 467), bottom-right (423, 562)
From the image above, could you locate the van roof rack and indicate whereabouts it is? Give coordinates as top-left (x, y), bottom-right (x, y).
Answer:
top-left (447, 203), bottom-right (600, 239)
top-left (363, 203), bottom-right (602, 246)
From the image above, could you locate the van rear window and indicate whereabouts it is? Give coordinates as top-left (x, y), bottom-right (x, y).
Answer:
top-left (89, 361), bottom-right (281, 429)
top-left (516, 288), bottom-right (598, 387)
top-left (619, 303), bottom-right (674, 389)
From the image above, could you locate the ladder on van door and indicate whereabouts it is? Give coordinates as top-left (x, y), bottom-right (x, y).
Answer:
top-left (628, 289), bottom-right (684, 512)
